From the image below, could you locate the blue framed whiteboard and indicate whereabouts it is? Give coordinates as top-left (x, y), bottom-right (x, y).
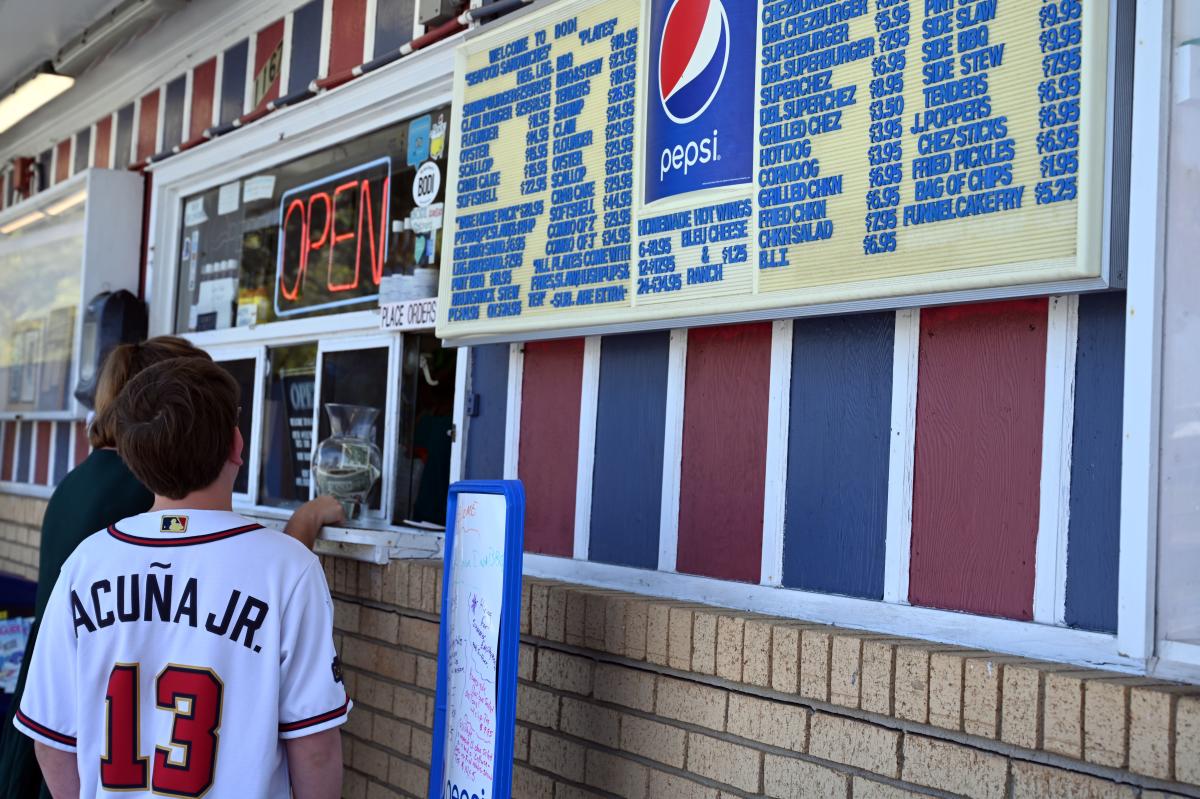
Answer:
top-left (429, 480), bottom-right (525, 799)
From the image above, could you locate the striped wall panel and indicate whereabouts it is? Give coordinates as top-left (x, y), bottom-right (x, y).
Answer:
top-left (219, 40), bottom-right (250, 124)
top-left (676, 323), bottom-right (771, 583)
top-left (518, 339), bottom-right (584, 557)
top-left (253, 20), bottom-right (286, 111)
top-left (374, 0), bottom-right (417, 55)
top-left (161, 75), bottom-right (187, 151)
top-left (463, 344), bottom-right (509, 481)
top-left (74, 421), bottom-right (89, 467)
top-left (94, 116), bottom-right (114, 169)
top-left (783, 313), bottom-right (894, 599)
top-left (909, 299), bottom-right (1048, 621)
top-left (1064, 291), bottom-right (1126, 632)
top-left (289, 0), bottom-right (324, 93)
top-left (53, 421), bottom-right (72, 484)
top-left (54, 140), bottom-right (71, 184)
top-left (589, 332), bottom-right (670, 570)
top-left (328, 0), bottom-right (368, 76)
top-left (190, 58), bottom-right (217, 138)
top-left (114, 104), bottom-right (135, 170)
top-left (33, 423), bottom-right (51, 485)
top-left (136, 90), bottom-right (160, 163)
top-left (74, 128), bottom-right (91, 173)
top-left (1, 422), bottom-right (15, 481)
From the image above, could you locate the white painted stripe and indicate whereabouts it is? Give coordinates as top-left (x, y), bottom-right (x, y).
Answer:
top-left (181, 69), bottom-right (194, 145)
top-left (318, 0), bottom-right (335, 79)
top-left (449, 344), bottom-right (468, 485)
top-left (364, 0), bottom-right (379, 60)
top-left (658, 328), bottom-right (687, 573)
top-left (280, 11), bottom-right (295, 97)
top-left (883, 308), bottom-right (920, 604)
top-left (573, 336), bottom-right (602, 560)
top-left (1034, 294), bottom-right (1078, 624)
top-left (503, 342), bottom-right (523, 480)
top-left (760, 319), bottom-right (792, 587)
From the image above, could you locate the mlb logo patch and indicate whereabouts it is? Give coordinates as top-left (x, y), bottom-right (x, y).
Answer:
top-left (160, 515), bottom-right (189, 533)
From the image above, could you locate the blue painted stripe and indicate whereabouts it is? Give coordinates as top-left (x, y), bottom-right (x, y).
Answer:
top-left (219, 40), bottom-right (249, 124)
top-left (74, 128), bottom-right (90, 173)
top-left (1065, 291), bottom-right (1125, 633)
top-left (289, 0), bottom-right (324, 94)
top-left (464, 344), bottom-right (509, 480)
top-left (114, 104), bottom-right (135, 169)
top-left (783, 312), bottom-right (894, 599)
top-left (16, 422), bottom-right (33, 483)
top-left (37, 150), bottom-right (51, 191)
top-left (161, 76), bottom-right (187, 150)
top-left (589, 331), bottom-right (670, 570)
top-left (53, 421), bottom-right (71, 484)
top-left (374, 0), bottom-right (416, 55)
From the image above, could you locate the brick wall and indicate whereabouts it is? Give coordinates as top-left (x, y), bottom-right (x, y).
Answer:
top-left (2, 496), bottom-right (1196, 797)
top-left (0, 494), bottom-right (45, 581)
top-left (324, 557), bottom-right (1200, 799)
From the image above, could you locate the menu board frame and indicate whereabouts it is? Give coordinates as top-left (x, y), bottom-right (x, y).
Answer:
top-left (437, 0), bottom-right (1131, 345)
top-left (429, 480), bottom-right (526, 799)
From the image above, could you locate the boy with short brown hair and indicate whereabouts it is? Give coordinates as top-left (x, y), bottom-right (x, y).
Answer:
top-left (16, 357), bottom-right (349, 798)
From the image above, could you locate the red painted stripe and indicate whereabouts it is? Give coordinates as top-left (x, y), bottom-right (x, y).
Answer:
top-left (93, 117), bottom-right (113, 169)
top-left (74, 421), bottom-right (89, 466)
top-left (676, 323), bottom-right (772, 583)
top-left (15, 709), bottom-right (76, 747)
top-left (136, 90), bottom-right (160, 164)
top-left (660, 0), bottom-right (710, 97)
top-left (327, 0), bottom-right (368, 77)
top-left (108, 523), bottom-right (264, 547)
top-left (909, 299), bottom-right (1048, 621)
top-left (54, 140), bottom-right (71, 184)
top-left (190, 58), bottom-right (217, 139)
top-left (33, 423), bottom-right (51, 485)
top-left (1, 422), bottom-right (15, 481)
top-left (253, 20), bottom-right (285, 111)
top-left (518, 339), bottom-right (584, 556)
top-left (279, 698), bottom-right (350, 732)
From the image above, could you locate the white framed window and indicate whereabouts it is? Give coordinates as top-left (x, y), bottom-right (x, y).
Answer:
top-left (144, 44), bottom-right (458, 547)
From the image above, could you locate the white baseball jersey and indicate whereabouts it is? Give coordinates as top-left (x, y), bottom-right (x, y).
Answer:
top-left (15, 509), bottom-right (351, 798)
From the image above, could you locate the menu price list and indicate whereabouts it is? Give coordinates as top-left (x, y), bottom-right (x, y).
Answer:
top-left (447, 5), bottom-right (639, 326)
top-left (757, 0), bottom-right (1089, 287)
top-left (636, 200), bottom-right (754, 304)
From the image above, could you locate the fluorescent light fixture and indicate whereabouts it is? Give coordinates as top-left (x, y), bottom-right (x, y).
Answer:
top-left (44, 190), bottom-right (88, 216)
top-left (0, 211), bottom-right (47, 235)
top-left (0, 64), bottom-right (74, 135)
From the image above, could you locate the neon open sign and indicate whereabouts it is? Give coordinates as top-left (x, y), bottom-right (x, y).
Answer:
top-left (274, 157), bottom-right (392, 317)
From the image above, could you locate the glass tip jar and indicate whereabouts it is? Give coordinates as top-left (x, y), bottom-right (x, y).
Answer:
top-left (313, 403), bottom-right (383, 519)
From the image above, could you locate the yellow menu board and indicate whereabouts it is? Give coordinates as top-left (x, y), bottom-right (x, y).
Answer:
top-left (437, 0), bottom-right (1112, 343)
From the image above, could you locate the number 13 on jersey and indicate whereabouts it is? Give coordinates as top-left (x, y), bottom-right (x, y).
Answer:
top-left (102, 663), bottom-right (224, 797)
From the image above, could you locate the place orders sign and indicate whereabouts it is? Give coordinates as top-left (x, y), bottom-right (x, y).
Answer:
top-left (436, 0), bottom-right (1114, 343)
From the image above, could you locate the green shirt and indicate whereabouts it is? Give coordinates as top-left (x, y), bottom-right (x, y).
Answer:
top-left (0, 449), bottom-right (152, 798)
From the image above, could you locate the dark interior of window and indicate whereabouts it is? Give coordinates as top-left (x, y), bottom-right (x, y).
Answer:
top-left (215, 358), bottom-right (256, 495)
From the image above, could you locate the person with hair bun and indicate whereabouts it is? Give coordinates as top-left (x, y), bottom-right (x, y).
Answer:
top-left (0, 337), bottom-right (343, 798)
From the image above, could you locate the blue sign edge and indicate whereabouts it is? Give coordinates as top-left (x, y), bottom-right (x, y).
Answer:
top-left (428, 479), bottom-right (526, 799)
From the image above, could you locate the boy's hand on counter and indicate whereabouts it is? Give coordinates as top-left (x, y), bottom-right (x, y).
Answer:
top-left (284, 495), bottom-right (347, 550)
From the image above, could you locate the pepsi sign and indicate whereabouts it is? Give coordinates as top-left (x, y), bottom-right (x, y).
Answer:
top-left (644, 0), bottom-right (755, 204)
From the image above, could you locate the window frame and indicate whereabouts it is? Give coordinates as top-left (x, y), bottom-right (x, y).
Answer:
top-left (144, 45), bottom-right (457, 543)
top-left (208, 344), bottom-right (266, 506)
top-left (310, 333), bottom-right (400, 524)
